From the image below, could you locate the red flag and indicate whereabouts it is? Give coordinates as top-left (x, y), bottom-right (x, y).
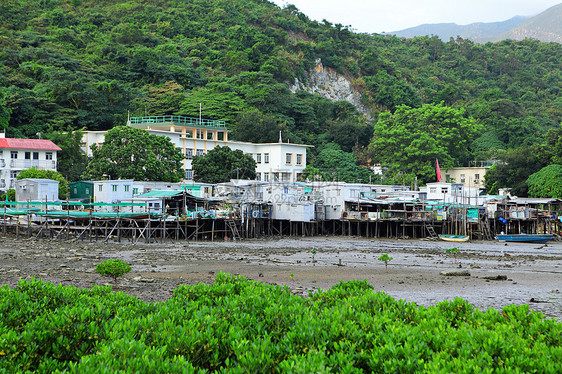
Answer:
top-left (436, 159), bottom-right (442, 182)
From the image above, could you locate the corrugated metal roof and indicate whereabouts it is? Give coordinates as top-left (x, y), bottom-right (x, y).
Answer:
top-left (510, 198), bottom-right (562, 204)
top-left (0, 138), bottom-right (62, 151)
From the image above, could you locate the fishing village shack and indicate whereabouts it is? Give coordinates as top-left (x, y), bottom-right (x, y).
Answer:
top-left (137, 181), bottom-right (182, 194)
top-left (260, 182), bottom-right (315, 222)
top-left (133, 190), bottom-right (210, 216)
top-left (214, 180), bottom-right (263, 203)
top-left (15, 179), bottom-right (59, 203)
top-left (69, 181), bottom-right (94, 203)
top-left (492, 198), bottom-right (562, 235)
top-left (181, 183), bottom-right (215, 199)
top-left (92, 180), bottom-right (134, 211)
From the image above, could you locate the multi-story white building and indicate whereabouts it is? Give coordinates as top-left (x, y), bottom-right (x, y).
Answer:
top-left (82, 116), bottom-right (311, 183)
top-left (0, 133), bottom-right (61, 191)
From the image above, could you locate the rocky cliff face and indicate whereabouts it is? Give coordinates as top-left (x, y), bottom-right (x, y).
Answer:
top-left (288, 59), bottom-right (372, 118)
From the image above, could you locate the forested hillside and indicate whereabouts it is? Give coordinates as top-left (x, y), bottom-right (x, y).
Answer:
top-left (0, 0), bottom-right (561, 189)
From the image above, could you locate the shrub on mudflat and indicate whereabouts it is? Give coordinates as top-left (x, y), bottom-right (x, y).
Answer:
top-left (95, 259), bottom-right (131, 286)
top-left (0, 274), bottom-right (560, 372)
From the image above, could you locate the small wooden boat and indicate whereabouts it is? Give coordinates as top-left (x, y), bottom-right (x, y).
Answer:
top-left (496, 234), bottom-right (554, 243)
top-left (439, 234), bottom-right (469, 242)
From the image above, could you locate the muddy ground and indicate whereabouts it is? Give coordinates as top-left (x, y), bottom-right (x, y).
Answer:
top-left (1, 236), bottom-right (561, 320)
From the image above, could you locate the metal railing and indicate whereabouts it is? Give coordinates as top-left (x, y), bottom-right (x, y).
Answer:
top-left (9, 160), bottom-right (57, 169)
top-left (129, 115), bottom-right (226, 129)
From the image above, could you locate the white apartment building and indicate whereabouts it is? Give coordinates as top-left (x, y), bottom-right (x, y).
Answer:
top-left (82, 116), bottom-right (311, 183)
top-left (0, 134), bottom-right (61, 191)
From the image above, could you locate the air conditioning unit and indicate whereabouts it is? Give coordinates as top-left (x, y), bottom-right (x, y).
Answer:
top-left (474, 180), bottom-right (480, 184)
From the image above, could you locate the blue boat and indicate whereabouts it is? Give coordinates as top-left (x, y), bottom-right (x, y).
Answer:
top-left (496, 234), bottom-right (554, 243)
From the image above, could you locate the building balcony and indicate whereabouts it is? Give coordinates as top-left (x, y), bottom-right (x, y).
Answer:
top-left (9, 160), bottom-right (57, 170)
top-left (128, 115), bottom-right (227, 130)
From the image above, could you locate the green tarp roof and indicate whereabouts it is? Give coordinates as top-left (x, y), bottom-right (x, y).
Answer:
top-left (1, 201), bottom-right (147, 207)
top-left (34, 211), bottom-right (164, 219)
top-left (136, 190), bottom-right (184, 198)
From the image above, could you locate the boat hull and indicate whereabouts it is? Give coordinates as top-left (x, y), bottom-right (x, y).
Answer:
top-left (496, 234), bottom-right (553, 243)
top-left (439, 234), bottom-right (469, 242)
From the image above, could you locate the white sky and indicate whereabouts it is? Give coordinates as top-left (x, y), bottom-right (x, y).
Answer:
top-left (270, 0), bottom-right (561, 33)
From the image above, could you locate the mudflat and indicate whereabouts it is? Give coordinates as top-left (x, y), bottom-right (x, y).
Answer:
top-left (1, 236), bottom-right (561, 320)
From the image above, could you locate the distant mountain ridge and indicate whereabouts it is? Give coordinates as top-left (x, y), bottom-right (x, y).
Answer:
top-left (388, 3), bottom-right (562, 43)
top-left (489, 3), bottom-right (562, 43)
top-left (389, 16), bottom-right (529, 42)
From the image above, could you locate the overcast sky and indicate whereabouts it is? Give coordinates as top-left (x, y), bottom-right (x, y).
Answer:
top-left (269, 0), bottom-right (561, 33)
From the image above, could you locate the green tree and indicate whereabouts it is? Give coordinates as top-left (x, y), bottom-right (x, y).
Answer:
top-left (95, 259), bottom-right (132, 288)
top-left (17, 167), bottom-right (69, 199)
top-left (364, 71), bottom-right (422, 112)
top-left (0, 89), bottom-right (11, 131)
top-left (370, 103), bottom-right (482, 184)
top-left (543, 127), bottom-right (562, 165)
top-left (303, 146), bottom-right (373, 183)
top-left (325, 120), bottom-right (373, 153)
top-left (526, 165), bottom-right (562, 198)
top-left (230, 110), bottom-right (286, 143)
top-left (192, 146), bottom-right (256, 184)
top-left (45, 127), bottom-right (87, 182)
top-left (0, 189), bottom-right (15, 201)
top-left (484, 147), bottom-right (547, 196)
top-left (82, 126), bottom-right (185, 182)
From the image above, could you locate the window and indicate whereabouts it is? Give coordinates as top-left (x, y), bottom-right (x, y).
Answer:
top-left (285, 153), bottom-right (292, 164)
top-left (207, 131), bottom-right (214, 140)
top-left (85, 188), bottom-right (90, 194)
top-left (133, 188), bottom-right (138, 195)
top-left (112, 185), bottom-right (117, 192)
top-left (33, 152), bottom-right (39, 160)
top-left (256, 153), bottom-right (262, 163)
top-left (74, 187), bottom-right (78, 194)
top-left (98, 185), bottom-right (103, 192)
top-left (264, 153), bottom-right (269, 163)
top-left (125, 185), bottom-right (130, 192)
top-left (263, 173), bottom-right (269, 182)
top-left (185, 170), bottom-right (193, 180)
top-left (296, 154), bottom-right (302, 165)
top-left (185, 148), bottom-right (193, 159)
top-left (25, 152), bottom-right (31, 159)
top-left (429, 187), bottom-right (437, 193)
top-left (256, 173), bottom-right (261, 181)
top-left (460, 174), bottom-right (466, 183)
top-left (45, 152), bottom-right (53, 160)
top-left (10, 151), bottom-right (17, 159)
top-left (10, 171), bottom-right (18, 179)
top-left (204, 187), bottom-right (210, 194)
top-left (196, 130), bottom-right (204, 139)
top-left (196, 149), bottom-right (205, 156)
